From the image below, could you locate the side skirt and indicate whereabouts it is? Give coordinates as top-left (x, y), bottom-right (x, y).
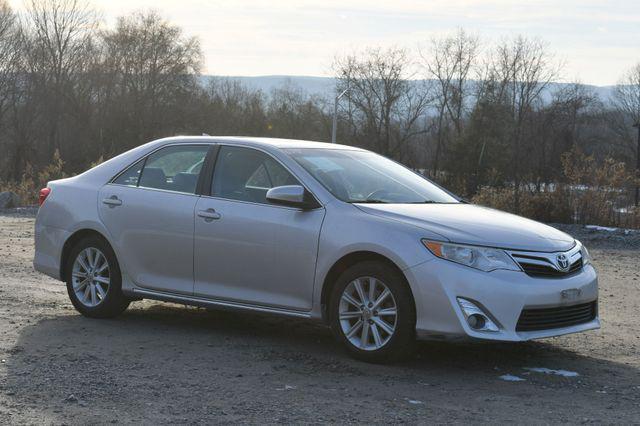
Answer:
top-left (129, 287), bottom-right (313, 319)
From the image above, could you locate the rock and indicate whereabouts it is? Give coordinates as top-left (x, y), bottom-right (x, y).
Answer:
top-left (63, 394), bottom-right (78, 403)
top-left (0, 191), bottom-right (21, 209)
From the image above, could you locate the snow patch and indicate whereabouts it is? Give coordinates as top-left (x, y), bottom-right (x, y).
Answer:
top-left (499, 374), bottom-right (526, 382)
top-left (585, 225), bottom-right (619, 232)
top-left (276, 385), bottom-right (296, 391)
top-left (525, 367), bottom-right (579, 377)
top-left (584, 224), bottom-right (639, 235)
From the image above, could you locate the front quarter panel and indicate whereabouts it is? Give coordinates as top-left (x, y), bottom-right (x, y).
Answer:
top-left (311, 201), bottom-right (445, 319)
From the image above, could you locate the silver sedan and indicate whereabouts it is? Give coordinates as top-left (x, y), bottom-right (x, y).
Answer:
top-left (34, 136), bottom-right (599, 362)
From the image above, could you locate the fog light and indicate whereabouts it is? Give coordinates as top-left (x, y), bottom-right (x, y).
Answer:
top-left (467, 314), bottom-right (486, 330)
top-left (457, 298), bottom-right (500, 332)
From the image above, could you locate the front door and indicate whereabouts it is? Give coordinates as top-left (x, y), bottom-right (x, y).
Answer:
top-left (99, 144), bottom-right (210, 294)
top-left (194, 145), bottom-right (325, 311)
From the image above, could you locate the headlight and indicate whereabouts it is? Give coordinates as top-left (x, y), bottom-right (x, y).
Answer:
top-left (579, 241), bottom-right (591, 266)
top-left (422, 240), bottom-right (521, 272)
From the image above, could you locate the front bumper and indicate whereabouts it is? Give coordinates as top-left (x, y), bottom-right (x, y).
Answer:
top-left (405, 258), bottom-right (599, 342)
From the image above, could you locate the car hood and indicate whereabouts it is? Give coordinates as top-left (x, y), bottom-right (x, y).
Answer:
top-left (355, 203), bottom-right (575, 252)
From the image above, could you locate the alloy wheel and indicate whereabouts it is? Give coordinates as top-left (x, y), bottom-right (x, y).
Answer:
top-left (71, 247), bottom-right (110, 307)
top-left (338, 276), bottom-right (398, 351)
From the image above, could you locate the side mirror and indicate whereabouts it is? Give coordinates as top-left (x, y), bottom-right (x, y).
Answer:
top-left (266, 185), bottom-right (316, 209)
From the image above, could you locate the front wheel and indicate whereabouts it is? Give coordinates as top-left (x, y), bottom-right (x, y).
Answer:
top-left (65, 236), bottom-right (130, 318)
top-left (330, 261), bottom-right (416, 363)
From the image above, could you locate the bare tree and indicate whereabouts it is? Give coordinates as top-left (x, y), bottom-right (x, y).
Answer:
top-left (487, 36), bottom-right (562, 211)
top-left (205, 78), bottom-right (266, 135)
top-left (0, 0), bottom-right (23, 178)
top-left (613, 63), bottom-right (640, 205)
top-left (24, 0), bottom-right (99, 157)
top-left (0, 0), bottom-right (19, 105)
top-left (420, 29), bottom-right (479, 175)
top-left (268, 81), bottom-right (330, 140)
top-left (100, 10), bottom-right (203, 149)
top-left (333, 47), bottom-right (430, 160)
top-left (531, 83), bottom-right (602, 186)
top-left (614, 64), bottom-right (640, 124)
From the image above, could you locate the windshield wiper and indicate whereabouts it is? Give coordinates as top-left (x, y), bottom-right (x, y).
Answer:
top-left (351, 200), bottom-right (440, 204)
top-left (350, 199), bottom-right (388, 204)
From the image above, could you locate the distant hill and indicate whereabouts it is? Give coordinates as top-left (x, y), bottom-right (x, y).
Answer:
top-left (203, 75), bottom-right (616, 104)
top-left (203, 75), bottom-right (335, 99)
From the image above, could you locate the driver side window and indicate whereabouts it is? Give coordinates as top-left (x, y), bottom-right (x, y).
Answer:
top-left (211, 146), bottom-right (300, 204)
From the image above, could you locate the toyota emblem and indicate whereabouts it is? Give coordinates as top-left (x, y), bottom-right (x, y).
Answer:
top-left (556, 253), bottom-right (570, 271)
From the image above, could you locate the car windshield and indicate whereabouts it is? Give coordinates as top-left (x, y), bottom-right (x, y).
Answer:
top-left (285, 148), bottom-right (459, 204)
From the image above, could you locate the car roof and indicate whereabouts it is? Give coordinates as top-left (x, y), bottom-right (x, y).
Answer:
top-left (152, 136), bottom-right (364, 151)
top-left (72, 135), bottom-right (365, 188)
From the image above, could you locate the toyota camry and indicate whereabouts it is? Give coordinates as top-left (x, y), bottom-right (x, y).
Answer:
top-left (33, 136), bottom-right (599, 362)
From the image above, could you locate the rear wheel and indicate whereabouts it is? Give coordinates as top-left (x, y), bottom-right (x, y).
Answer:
top-left (330, 261), bottom-right (416, 363)
top-left (65, 236), bottom-right (130, 318)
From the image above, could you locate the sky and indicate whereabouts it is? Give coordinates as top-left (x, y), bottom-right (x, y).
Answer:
top-left (10, 0), bottom-right (640, 86)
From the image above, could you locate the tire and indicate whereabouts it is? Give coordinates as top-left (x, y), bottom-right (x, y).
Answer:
top-left (64, 236), bottom-right (130, 318)
top-left (329, 260), bottom-right (416, 363)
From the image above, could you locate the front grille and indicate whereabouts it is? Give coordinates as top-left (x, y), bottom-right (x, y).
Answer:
top-left (516, 256), bottom-right (583, 278)
top-left (516, 301), bottom-right (597, 332)
top-left (511, 252), bottom-right (582, 278)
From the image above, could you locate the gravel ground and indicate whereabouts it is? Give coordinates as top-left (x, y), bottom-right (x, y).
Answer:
top-left (0, 213), bottom-right (639, 424)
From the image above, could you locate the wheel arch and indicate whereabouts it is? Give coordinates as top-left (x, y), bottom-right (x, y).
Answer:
top-left (60, 228), bottom-right (114, 281)
top-left (320, 251), bottom-right (416, 323)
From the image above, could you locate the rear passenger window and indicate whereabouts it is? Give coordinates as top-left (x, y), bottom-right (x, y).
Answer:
top-left (113, 159), bottom-right (144, 187)
top-left (138, 145), bottom-right (209, 194)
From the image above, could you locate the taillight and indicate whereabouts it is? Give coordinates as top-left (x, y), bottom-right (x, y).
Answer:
top-left (38, 188), bottom-right (51, 206)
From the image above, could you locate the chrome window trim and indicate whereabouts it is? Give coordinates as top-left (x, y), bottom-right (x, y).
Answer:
top-left (104, 182), bottom-right (203, 198)
top-left (198, 193), bottom-right (324, 212)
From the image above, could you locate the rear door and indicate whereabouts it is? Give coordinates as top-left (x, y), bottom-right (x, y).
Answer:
top-left (99, 144), bottom-right (210, 294)
top-left (193, 145), bottom-right (325, 311)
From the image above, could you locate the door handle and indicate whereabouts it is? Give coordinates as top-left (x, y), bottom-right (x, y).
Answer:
top-left (197, 208), bottom-right (221, 221)
top-left (102, 196), bottom-right (122, 206)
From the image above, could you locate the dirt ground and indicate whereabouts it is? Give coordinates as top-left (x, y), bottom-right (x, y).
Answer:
top-left (0, 214), bottom-right (639, 425)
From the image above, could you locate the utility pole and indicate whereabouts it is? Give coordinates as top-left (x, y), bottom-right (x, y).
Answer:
top-left (331, 87), bottom-right (349, 144)
top-left (634, 122), bottom-right (640, 206)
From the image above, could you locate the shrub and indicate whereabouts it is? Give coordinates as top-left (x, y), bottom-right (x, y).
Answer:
top-left (472, 147), bottom-right (640, 229)
top-left (0, 150), bottom-right (67, 206)
top-left (472, 186), bottom-right (573, 223)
